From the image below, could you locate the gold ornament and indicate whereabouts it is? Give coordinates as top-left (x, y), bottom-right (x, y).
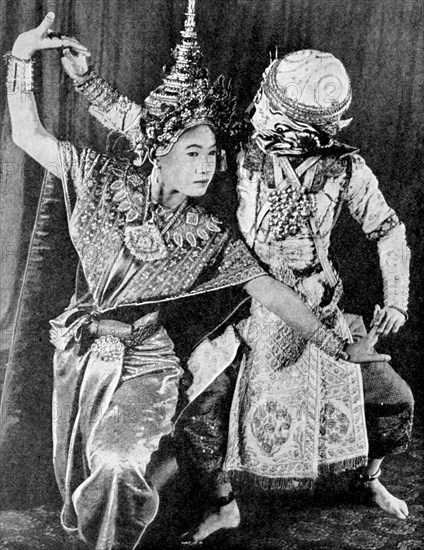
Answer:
top-left (124, 221), bottom-right (168, 262)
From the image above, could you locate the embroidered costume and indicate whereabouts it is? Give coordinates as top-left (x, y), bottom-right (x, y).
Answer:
top-left (179, 51), bottom-right (413, 490)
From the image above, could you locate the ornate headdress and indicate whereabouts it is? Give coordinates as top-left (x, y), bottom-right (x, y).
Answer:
top-left (138, 0), bottom-right (240, 160)
top-left (251, 50), bottom-right (353, 155)
top-left (259, 50), bottom-right (352, 131)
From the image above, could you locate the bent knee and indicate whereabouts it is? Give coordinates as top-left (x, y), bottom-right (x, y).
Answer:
top-left (91, 449), bottom-right (149, 479)
top-left (403, 383), bottom-right (414, 409)
top-left (393, 377), bottom-right (414, 410)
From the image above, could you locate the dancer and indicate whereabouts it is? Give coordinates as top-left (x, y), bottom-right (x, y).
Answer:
top-left (180, 50), bottom-right (413, 544)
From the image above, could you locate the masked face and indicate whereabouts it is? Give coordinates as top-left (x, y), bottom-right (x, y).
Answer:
top-left (251, 85), bottom-right (279, 133)
top-left (157, 125), bottom-right (217, 199)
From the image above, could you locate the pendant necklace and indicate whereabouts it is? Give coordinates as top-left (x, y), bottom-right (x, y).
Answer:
top-left (124, 175), bottom-right (187, 262)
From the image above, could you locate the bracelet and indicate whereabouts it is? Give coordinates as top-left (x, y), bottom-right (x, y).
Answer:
top-left (4, 51), bottom-right (34, 93)
top-left (310, 325), bottom-right (347, 359)
top-left (387, 305), bottom-right (409, 321)
top-left (71, 67), bottom-right (94, 86)
top-left (357, 467), bottom-right (381, 485)
top-left (73, 69), bottom-right (121, 111)
top-left (338, 342), bottom-right (351, 362)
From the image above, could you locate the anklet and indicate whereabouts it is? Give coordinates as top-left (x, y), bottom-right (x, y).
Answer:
top-left (214, 491), bottom-right (235, 508)
top-left (358, 467), bottom-right (381, 486)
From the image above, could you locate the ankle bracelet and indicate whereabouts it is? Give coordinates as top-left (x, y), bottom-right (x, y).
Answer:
top-left (358, 467), bottom-right (381, 484)
top-left (214, 491), bottom-right (235, 508)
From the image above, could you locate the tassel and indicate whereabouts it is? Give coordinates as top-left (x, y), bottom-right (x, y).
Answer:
top-left (225, 454), bottom-right (368, 493)
top-left (227, 469), bottom-right (316, 493)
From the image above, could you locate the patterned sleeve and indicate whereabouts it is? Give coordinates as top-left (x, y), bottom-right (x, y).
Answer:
top-left (342, 154), bottom-right (400, 240)
top-left (342, 153), bottom-right (410, 313)
top-left (73, 71), bottom-right (146, 164)
top-left (58, 141), bottom-right (103, 201)
top-left (58, 140), bottom-right (148, 236)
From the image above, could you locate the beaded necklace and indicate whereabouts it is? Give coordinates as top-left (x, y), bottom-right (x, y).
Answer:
top-left (267, 156), bottom-right (317, 240)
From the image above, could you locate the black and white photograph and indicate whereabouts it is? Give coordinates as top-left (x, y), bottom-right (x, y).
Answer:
top-left (0, 1), bottom-right (423, 549)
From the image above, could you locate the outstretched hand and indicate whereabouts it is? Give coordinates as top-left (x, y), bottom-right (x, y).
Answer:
top-left (12, 12), bottom-right (89, 59)
top-left (345, 326), bottom-right (391, 364)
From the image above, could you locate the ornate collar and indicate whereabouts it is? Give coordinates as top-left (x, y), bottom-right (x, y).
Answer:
top-left (110, 170), bottom-right (222, 260)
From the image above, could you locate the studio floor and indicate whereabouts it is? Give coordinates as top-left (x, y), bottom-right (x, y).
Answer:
top-left (1, 423), bottom-right (423, 550)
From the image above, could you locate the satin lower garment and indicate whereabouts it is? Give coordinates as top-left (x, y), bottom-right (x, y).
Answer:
top-left (53, 318), bottom-right (182, 550)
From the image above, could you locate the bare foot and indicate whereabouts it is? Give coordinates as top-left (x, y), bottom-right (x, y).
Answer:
top-left (367, 479), bottom-right (409, 520)
top-left (182, 499), bottom-right (241, 545)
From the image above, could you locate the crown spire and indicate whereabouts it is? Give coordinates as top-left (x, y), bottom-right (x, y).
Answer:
top-left (183, 0), bottom-right (197, 37)
top-left (137, 0), bottom-right (240, 162)
top-left (144, 0), bottom-right (204, 116)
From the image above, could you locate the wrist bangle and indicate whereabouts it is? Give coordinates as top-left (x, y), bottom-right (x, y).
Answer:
top-left (310, 326), bottom-right (347, 359)
top-left (387, 305), bottom-right (408, 321)
top-left (5, 51), bottom-right (32, 63)
top-left (72, 67), bottom-right (95, 87)
top-left (73, 69), bottom-right (121, 111)
top-left (4, 51), bottom-right (34, 93)
top-left (338, 342), bottom-right (351, 362)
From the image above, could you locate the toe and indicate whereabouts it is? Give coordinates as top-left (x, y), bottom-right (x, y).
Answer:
top-left (181, 531), bottom-right (203, 546)
top-left (396, 510), bottom-right (407, 520)
top-left (400, 501), bottom-right (409, 517)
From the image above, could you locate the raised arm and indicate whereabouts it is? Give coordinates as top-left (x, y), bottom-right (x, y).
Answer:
top-left (244, 275), bottom-right (390, 364)
top-left (7, 12), bottom-right (88, 175)
top-left (61, 48), bottom-right (145, 159)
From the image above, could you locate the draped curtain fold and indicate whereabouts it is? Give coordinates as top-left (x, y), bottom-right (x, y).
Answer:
top-left (0, 0), bottom-right (423, 508)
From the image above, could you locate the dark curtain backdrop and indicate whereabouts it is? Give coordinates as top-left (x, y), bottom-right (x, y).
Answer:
top-left (0, 0), bottom-right (423, 508)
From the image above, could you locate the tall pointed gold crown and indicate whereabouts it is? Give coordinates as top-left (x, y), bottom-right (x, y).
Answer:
top-left (140, 0), bottom-right (240, 159)
top-left (144, 0), bottom-right (203, 115)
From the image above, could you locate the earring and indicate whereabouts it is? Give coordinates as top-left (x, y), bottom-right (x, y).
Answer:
top-left (152, 161), bottom-right (162, 183)
top-left (220, 149), bottom-right (228, 172)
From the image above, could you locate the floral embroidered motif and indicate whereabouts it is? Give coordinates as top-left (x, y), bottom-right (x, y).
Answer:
top-left (124, 222), bottom-right (168, 261)
top-left (319, 402), bottom-right (350, 448)
top-left (252, 401), bottom-right (293, 456)
top-left (90, 335), bottom-right (125, 361)
top-left (164, 208), bottom-right (222, 250)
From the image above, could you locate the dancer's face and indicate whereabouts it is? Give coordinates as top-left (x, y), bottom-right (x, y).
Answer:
top-left (158, 125), bottom-right (217, 198)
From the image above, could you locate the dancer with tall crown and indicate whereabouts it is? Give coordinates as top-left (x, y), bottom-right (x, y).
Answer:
top-left (4, 5), bottom-right (388, 550)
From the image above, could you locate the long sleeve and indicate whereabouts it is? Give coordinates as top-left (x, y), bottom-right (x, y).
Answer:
top-left (73, 70), bottom-right (147, 163)
top-left (342, 154), bottom-right (410, 313)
